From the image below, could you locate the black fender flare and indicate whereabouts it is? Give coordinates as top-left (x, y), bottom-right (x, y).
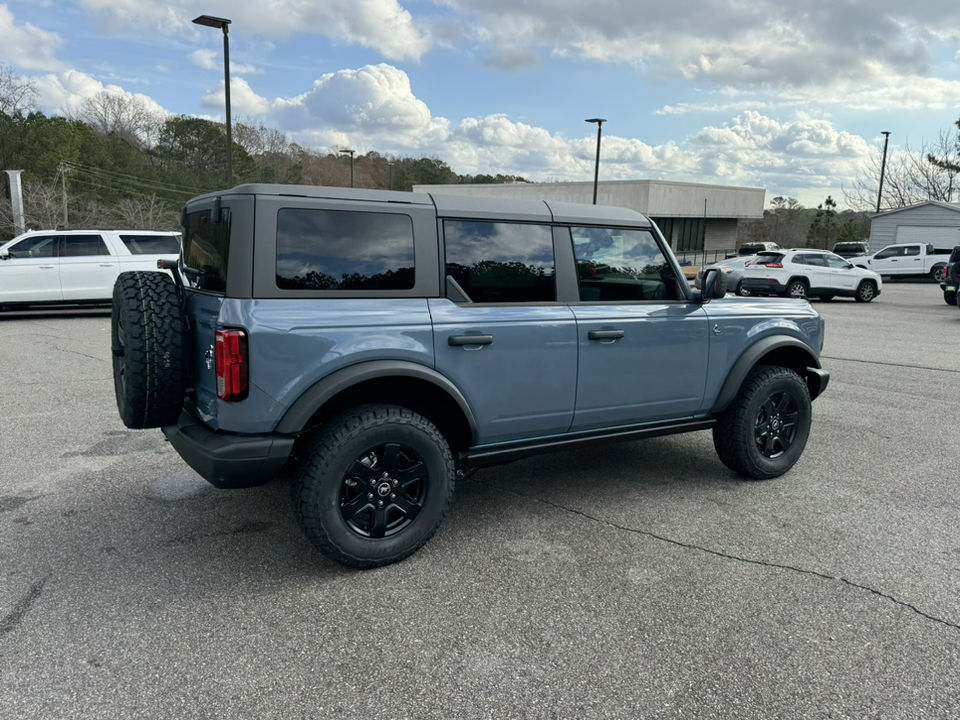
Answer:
top-left (710, 336), bottom-right (825, 414)
top-left (275, 360), bottom-right (479, 441)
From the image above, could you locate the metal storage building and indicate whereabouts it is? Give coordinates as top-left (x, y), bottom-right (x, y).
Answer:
top-left (869, 201), bottom-right (960, 252)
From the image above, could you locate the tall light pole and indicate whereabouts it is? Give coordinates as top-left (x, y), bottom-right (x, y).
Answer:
top-left (877, 131), bottom-right (891, 213)
top-left (193, 15), bottom-right (233, 187)
top-left (387, 161), bottom-right (394, 190)
top-left (340, 149), bottom-right (355, 188)
top-left (585, 118), bottom-right (606, 204)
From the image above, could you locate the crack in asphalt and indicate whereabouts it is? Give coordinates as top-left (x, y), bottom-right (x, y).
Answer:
top-left (821, 354), bottom-right (960, 374)
top-left (488, 483), bottom-right (960, 632)
top-left (0, 578), bottom-right (48, 636)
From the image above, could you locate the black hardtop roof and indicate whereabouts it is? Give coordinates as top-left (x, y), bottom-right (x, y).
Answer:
top-left (193, 183), bottom-right (653, 227)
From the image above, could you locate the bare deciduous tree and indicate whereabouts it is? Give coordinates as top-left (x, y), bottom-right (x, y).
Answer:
top-left (0, 63), bottom-right (38, 115)
top-left (73, 90), bottom-right (165, 148)
top-left (844, 125), bottom-right (960, 211)
top-left (110, 194), bottom-right (180, 229)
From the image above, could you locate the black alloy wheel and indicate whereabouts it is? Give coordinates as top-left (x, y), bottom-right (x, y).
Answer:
top-left (338, 442), bottom-right (428, 538)
top-left (753, 390), bottom-right (800, 460)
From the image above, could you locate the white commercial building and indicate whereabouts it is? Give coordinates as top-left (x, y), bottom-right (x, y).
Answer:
top-left (414, 179), bottom-right (766, 261)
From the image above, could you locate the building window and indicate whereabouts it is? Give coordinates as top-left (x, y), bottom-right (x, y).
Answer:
top-left (651, 217), bottom-right (705, 252)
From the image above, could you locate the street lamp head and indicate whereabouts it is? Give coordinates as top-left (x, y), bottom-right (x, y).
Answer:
top-left (881, 130), bottom-right (891, 136)
top-left (193, 15), bottom-right (231, 30)
top-left (340, 149), bottom-right (355, 157)
top-left (585, 118), bottom-right (606, 125)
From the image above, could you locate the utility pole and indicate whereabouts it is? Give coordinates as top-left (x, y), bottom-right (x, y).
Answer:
top-left (877, 131), bottom-right (891, 213)
top-left (5, 170), bottom-right (25, 235)
top-left (60, 162), bottom-right (68, 227)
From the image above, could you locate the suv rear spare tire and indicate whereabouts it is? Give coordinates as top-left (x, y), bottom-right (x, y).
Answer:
top-left (112, 271), bottom-right (185, 429)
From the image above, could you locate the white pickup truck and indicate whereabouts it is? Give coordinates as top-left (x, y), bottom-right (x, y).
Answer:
top-left (848, 242), bottom-right (949, 281)
top-left (0, 229), bottom-right (180, 310)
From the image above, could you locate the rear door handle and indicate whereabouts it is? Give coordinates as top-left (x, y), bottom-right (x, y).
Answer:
top-left (448, 334), bottom-right (493, 346)
top-left (588, 329), bottom-right (625, 340)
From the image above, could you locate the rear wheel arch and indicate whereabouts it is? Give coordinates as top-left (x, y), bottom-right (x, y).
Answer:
top-left (711, 338), bottom-right (822, 414)
top-left (277, 361), bottom-right (476, 453)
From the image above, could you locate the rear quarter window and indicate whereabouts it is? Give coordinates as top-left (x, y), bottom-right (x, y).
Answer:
top-left (183, 208), bottom-right (231, 293)
top-left (119, 234), bottom-right (181, 255)
top-left (275, 208), bottom-right (415, 291)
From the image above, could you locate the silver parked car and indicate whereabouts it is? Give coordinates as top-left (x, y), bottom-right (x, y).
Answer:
top-left (695, 255), bottom-right (756, 296)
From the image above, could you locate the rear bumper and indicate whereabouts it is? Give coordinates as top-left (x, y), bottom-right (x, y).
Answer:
top-left (740, 278), bottom-right (787, 295)
top-left (162, 411), bottom-right (295, 489)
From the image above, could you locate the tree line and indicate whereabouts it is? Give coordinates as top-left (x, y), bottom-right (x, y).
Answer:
top-left (3, 62), bottom-right (959, 247)
top-left (0, 64), bottom-right (525, 241)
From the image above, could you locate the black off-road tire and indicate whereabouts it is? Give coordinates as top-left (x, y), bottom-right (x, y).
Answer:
top-left (112, 271), bottom-right (185, 429)
top-left (854, 281), bottom-right (877, 303)
top-left (713, 365), bottom-right (812, 480)
top-left (292, 404), bottom-right (456, 569)
top-left (949, 262), bottom-right (960, 286)
top-left (786, 279), bottom-right (808, 298)
top-left (944, 290), bottom-right (957, 306)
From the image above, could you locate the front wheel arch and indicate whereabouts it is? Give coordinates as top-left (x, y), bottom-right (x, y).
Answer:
top-left (711, 337), bottom-right (822, 414)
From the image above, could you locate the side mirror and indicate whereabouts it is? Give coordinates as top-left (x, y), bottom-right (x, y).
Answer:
top-left (0, 249), bottom-right (8, 260)
top-left (699, 267), bottom-right (727, 300)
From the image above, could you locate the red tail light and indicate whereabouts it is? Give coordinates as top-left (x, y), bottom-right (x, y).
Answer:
top-left (764, 262), bottom-right (783, 268)
top-left (215, 329), bottom-right (248, 401)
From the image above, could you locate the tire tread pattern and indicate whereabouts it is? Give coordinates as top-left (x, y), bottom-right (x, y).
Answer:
top-left (112, 271), bottom-right (185, 429)
top-left (292, 404), bottom-right (455, 569)
top-left (712, 364), bottom-right (812, 480)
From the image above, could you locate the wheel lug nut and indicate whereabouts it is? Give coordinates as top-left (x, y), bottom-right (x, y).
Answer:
top-left (378, 500), bottom-right (384, 507)
top-left (392, 479), bottom-right (398, 486)
top-left (367, 493), bottom-right (374, 500)
top-left (382, 472), bottom-right (389, 478)
top-left (390, 493), bottom-right (396, 500)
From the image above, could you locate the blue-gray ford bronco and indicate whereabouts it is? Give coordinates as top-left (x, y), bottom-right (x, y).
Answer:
top-left (111, 184), bottom-right (829, 568)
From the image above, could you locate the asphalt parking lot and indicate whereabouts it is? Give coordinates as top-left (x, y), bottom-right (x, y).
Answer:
top-left (2, 282), bottom-right (959, 719)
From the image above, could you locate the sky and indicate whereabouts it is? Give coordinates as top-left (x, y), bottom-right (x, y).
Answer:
top-left (3, 0), bottom-right (960, 210)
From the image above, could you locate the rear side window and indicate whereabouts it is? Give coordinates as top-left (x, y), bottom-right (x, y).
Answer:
top-left (276, 208), bottom-right (415, 291)
top-left (443, 220), bottom-right (555, 303)
top-left (119, 234), bottom-right (181, 255)
top-left (183, 208), bottom-right (232, 293)
top-left (62, 235), bottom-right (108, 257)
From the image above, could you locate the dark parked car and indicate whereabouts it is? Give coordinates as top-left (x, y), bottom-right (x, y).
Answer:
top-left (938, 246), bottom-right (960, 305)
top-left (832, 241), bottom-right (869, 258)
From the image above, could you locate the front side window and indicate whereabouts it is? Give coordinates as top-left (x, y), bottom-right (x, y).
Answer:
top-left (62, 235), bottom-right (108, 257)
top-left (824, 254), bottom-right (850, 269)
top-left (874, 247), bottom-right (902, 260)
top-left (277, 209), bottom-right (415, 291)
top-left (183, 208), bottom-right (232, 293)
top-left (7, 235), bottom-right (58, 258)
top-left (443, 220), bottom-right (555, 303)
top-left (572, 227), bottom-right (677, 302)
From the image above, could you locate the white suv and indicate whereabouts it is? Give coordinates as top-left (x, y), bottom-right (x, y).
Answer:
top-left (740, 248), bottom-right (882, 302)
top-left (0, 229), bottom-right (180, 310)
